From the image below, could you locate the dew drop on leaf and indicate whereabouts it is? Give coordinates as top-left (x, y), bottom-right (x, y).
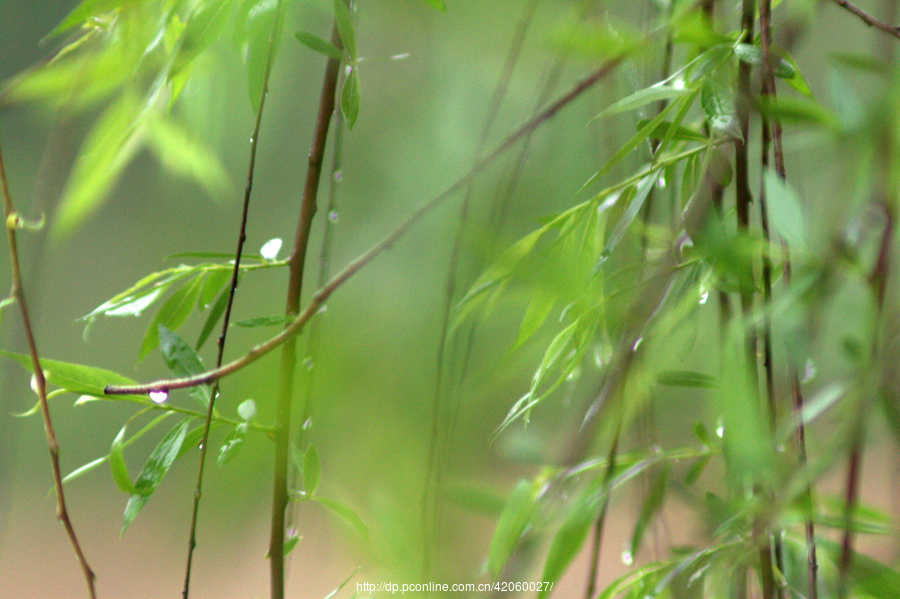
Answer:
top-left (621, 550), bottom-right (633, 565)
top-left (149, 390), bottom-right (169, 404)
top-left (328, 210), bottom-right (339, 222)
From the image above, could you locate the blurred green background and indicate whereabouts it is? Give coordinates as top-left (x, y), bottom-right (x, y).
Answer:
top-left (1, 1), bottom-right (899, 598)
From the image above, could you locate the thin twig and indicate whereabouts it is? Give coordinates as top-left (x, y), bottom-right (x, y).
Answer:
top-left (0, 139), bottom-right (96, 597)
top-left (181, 2), bottom-right (284, 597)
top-left (270, 15), bottom-right (344, 599)
top-left (103, 57), bottom-right (624, 398)
top-left (830, 0), bottom-right (900, 39)
top-left (585, 427), bottom-right (620, 599)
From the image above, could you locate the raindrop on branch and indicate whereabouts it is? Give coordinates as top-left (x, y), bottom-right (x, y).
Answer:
top-left (149, 390), bottom-right (169, 404)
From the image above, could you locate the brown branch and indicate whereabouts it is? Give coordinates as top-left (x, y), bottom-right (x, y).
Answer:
top-left (830, 0), bottom-right (900, 39)
top-left (103, 57), bottom-right (624, 398)
top-left (182, 3), bottom-right (285, 597)
top-left (1, 141), bottom-right (96, 597)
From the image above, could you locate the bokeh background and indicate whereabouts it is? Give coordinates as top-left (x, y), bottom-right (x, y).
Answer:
top-left (1, 1), bottom-right (899, 598)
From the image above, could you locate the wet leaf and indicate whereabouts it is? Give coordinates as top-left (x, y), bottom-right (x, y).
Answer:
top-left (158, 325), bottom-right (211, 407)
top-left (0, 350), bottom-right (138, 398)
top-left (138, 276), bottom-right (204, 361)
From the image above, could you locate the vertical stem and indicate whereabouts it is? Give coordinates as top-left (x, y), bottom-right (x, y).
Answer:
top-left (270, 20), bottom-right (344, 599)
top-left (0, 139), bottom-right (96, 599)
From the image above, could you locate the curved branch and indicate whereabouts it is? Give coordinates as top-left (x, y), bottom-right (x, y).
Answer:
top-left (831, 0), bottom-right (900, 38)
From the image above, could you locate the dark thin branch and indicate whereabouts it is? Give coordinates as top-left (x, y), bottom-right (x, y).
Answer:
top-left (270, 15), bottom-right (344, 599)
top-left (830, 0), bottom-right (900, 39)
top-left (0, 140), bottom-right (96, 598)
top-left (104, 57), bottom-right (624, 398)
top-left (585, 427), bottom-right (620, 599)
top-left (182, 2), bottom-right (284, 597)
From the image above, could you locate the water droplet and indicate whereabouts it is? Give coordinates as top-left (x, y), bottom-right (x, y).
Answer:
top-left (716, 420), bottom-right (725, 438)
top-left (328, 210), bottom-right (339, 222)
top-left (149, 390), bottom-right (168, 404)
top-left (302, 418), bottom-right (312, 431)
top-left (802, 358), bottom-right (817, 383)
top-left (390, 52), bottom-right (411, 60)
top-left (621, 550), bottom-right (633, 565)
top-left (673, 78), bottom-right (685, 90)
top-left (699, 291), bottom-right (709, 305)
top-left (249, 136), bottom-right (256, 145)
top-left (632, 336), bottom-right (643, 351)
top-left (333, 170), bottom-right (343, 182)
top-left (657, 175), bottom-right (666, 189)
top-left (303, 357), bottom-right (314, 371)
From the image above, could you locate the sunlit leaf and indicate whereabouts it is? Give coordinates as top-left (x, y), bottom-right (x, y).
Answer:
top-left (122, 418), bottom-right (191, 534)
top-left (260, 238), bottom-right (282, 261)
top-left (341, 68), bottom-right (360, 129)
top-left (0, 350), bottom-right (138, 398)
top-left (420, 0), bottom-right (446, 10)
top-left (171, 0), bottom-right (230, 76)
top-left (488, 478), bottom-right (539, 578)
top-left (138, 276), bottom-right (204, 361)
top-left (294, 31), bottom-right (345, 61)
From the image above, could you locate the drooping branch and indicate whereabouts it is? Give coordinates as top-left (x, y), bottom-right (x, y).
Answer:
top-left (103, 57), bottom-right (624, 398)
top-left (1, 139), bottom-right (96, 598)
top-left (830, 0), bottom-right (900, 39)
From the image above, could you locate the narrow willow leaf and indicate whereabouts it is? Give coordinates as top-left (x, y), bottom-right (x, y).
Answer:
top-left (688, 44), bottom-right (732, 83)
top-left (764, 169), bottom-right (808, 251)
top-left (684, 454), bottom-right (711, 485)
top-left (145, 116), bottom-right (232, 200)
top-left (284, 531), bottom-right (300, 556)
top-left (488, 479), bottom-right (539, 578)
top-left (780, 51), bottom-right (814, 97)
top-left (245, 0), bottom-right (284, 113)
top-left (233, 315), bottom-right (295, 328)
top-left (46, 0), bottom-right (125, 39)
top-left (733, 44), bottom-right (796, 79)
top-left (295, 31), bottom-right (345, 61)
top-left (594, 85), bottom-right (690, 119)
top-left (315, 496), bottom-right (369, 541)
top-left (198, 268), bottom-right (231, 309)
top-left (596, 170), bottom-right (659, 267)
top-left (656, 370), bottom-right (719, 389)
top-left (122, 419), bottom-right (191, 533)
top-left (259, 237), bottom-right (282, 261)
top-left (0, 350), bottom-right (139, 398)
top-left (511, 293), bottom-right (556, 351)
top-left (171, 0), bottom-right (231, 75)
top-left (581, 99), bottom-right (681, 193)
top-left (756, 96), bottom-right (840, 129)
top-left (636, 119), bottom-right (708, 143)
top-left (196, 285), bottom-right (230, 351)
top-left (341, 68), bottom-right (360, 129)
top-left (333, 0), bottom-right (356, 61)
top-left (138, 276), bottom-right (204, 361)
top-left (54, 92), bottom-right (145, 237)
top-left (445, 485), bottom-right (506, 516)
top-left (158, 324), bottom-right (211, 407)
top-left (304, 446), bottom-right (321, 496)
top-left (629, 465), bottom-right (670, 559)
top-left (110, 425), bottom-right (140, 495)
top-left (539, 481), bottom-right (604, 597)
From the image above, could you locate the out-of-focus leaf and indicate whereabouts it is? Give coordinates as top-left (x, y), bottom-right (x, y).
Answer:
top-left (121, 418), bottom-right (190, 533)
top-left (539, 481), bottom-right (604, 597)
top-left (488, 478), bottom-right (540, 578)
top-left (284, 531), bottom-right (300, 556)
top-left (756, 96), bottom-right (840, 129)
top-left (445, 485), bottom-right (506, 517)
top-left (684, 454), bottom-right (711, 485)
top-left (341, 68), bottom-right (360, 129)
top-left (46, 0), bottom-right (125, 39)
top-left (688, 44), bottom-right (732, 83)
top-left (233, 315), bottom-right (295, 328)
top-left (628, 465), bottom-right (670, 559)
top-left (158, 324), bottom-right (211, 407)
top-left (243, 0), bottom-right (285, 113)
top-left (145, 116), bottom-right (231, 200)
top-left (511, 293), bottom-right (556, 350)
top-left (304, 446), bottom-right (321, 496)
top-left (53, 92), bottom-right (145, 237)
top-left (196, 285), bottom-right (231, 351)
top-left (333, 0), bottom-right (356, 61)
top-left (0, 350), bottom-right (138, 398)
top-left (171, 0), bottom-right (230, 75)
top-left (818, 539), bottom-right (900, 599)
top-left (420, 0), bottom-right (446, 10)
top-left (701, 79), bottom-right (739, 139)
top-left (596, 85), bottom-right (690, 119)
top-left (138, 276), bottom-right (204, 361)
top-left (315, 496), bottom-right (369, 541)
top-left (596, 171), bottom-right (658, 266)
top-left (733, 43), bottom-right (796, 78)
top-left (294, 31), bottom-right (345, 61)
top-left (764, 169), bottom-right (808, 251)
top-left (656, 370), bottom-right (720, 389)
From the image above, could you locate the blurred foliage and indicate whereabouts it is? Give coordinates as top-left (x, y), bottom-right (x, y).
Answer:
top-left (3, 0), bottom-right (900, 598)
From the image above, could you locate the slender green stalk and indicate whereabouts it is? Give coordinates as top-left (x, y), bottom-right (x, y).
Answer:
top-left (182, 2), bottom-right (284, 597)
top-left (1, 139), bottom-right (96, 598)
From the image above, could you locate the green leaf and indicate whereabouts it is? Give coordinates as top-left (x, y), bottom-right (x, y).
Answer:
top-left (764, 169), bottom-right (808, 251)
top-left (196, 285), bottom-right (231, 351)
top-left (420, 0), bottom-right (446, 10)
top-left (233, 315), bottom-right (295, 328)
top-left (158, 325), bottom-right (211, 407)
top-left (294, 31), bottom-right (345, 61)
top-left (110, 425), bottom-right (140, 495)
top-left (139, 276), bottom-right (204, 361)
top-left (171, 0), bottom-right (231, 75)
top-left (199, 268), bottom-right (232, 309)
top-left (244, 0), bottom-right (285, 114)
top-left (539, 481), bottom-right (604, 597)
top-left (53, 92), bottom-right (145, 237)
top-left (333, 0), bottom-right (356, 61)
top-left (314, 496), bottom-right (369, 541)
top-left (488, 478), bottom-right (539, 578)
top-left (511, 293), bottom-right (556, 350)
top-left (341, 68), bottom-right (360, 129)
top-left (145, 116), bottom-right (232, 200)
top-left (818, 539), bottom-right (900, 599)
top-left (122, 419), bottom-right (191, 533)
top-left (218, 422), bottom-right (247, 466)
top-left (284, 531), bottom-right (300, 556)
top-left (701, 79), bottom-right (739, 138)
top-left (595, 85), bottom-right (690, 119)
top-left (756, 95), bottom-right (840, 129)
top-left (599, 169), bottom-right (658, 262)
top-left (656, 370), bottom-right (720, 389)
top-left (45, 0), bottom-right (125, 39)
top-left (628, 465), bottom-right (669, 560)
top-left (636, 119), bottom-right (708, 143)
top-left (304, 446), bottom-right (321, 496)
top-left (0, 350), bottom-right (139, 398)
top-left (733, 43), bottom-right (796, 79)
